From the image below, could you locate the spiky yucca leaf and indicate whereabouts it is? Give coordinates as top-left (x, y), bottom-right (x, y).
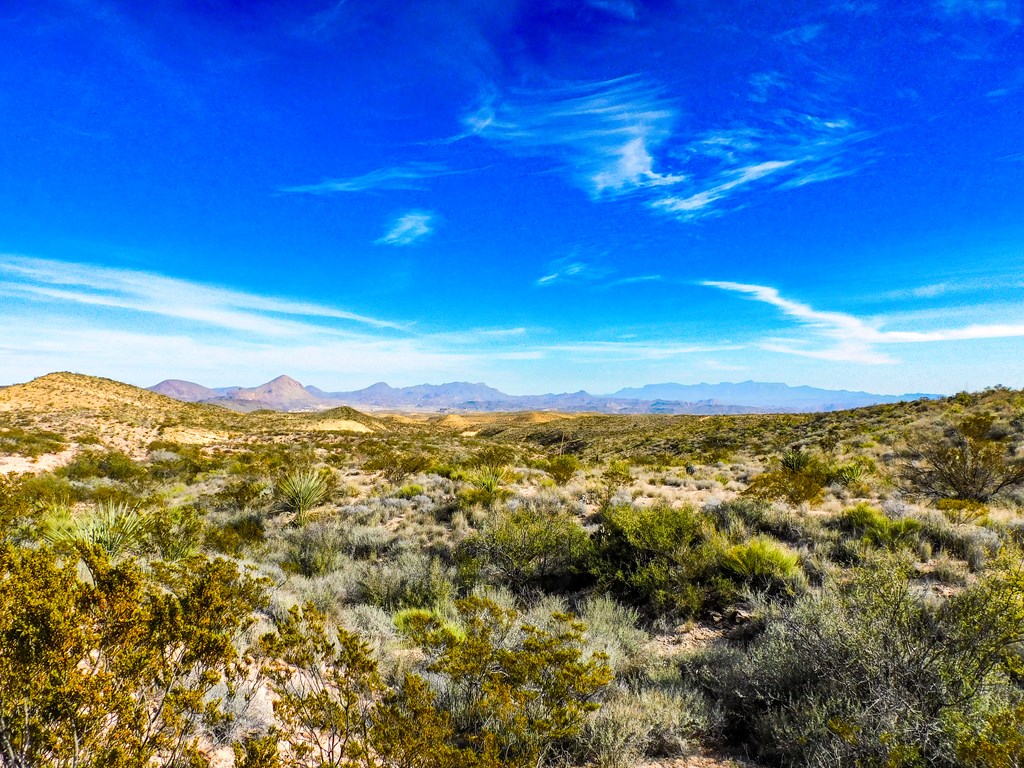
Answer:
top-left (277, 468), bottom-right (331, 523)
top-left (42, 499), bottom-right (149, 560)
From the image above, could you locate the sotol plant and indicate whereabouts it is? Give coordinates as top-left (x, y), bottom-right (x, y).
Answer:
top-left (42, 499), bottom-right (149, 560)
top-left (277, 467), bottom-right (332, 523)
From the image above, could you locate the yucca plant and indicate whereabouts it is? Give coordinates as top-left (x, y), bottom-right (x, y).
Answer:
top-left (277, 467), bottom-right (332, 524)
top-left (42, 499), bottom-right (149, 560)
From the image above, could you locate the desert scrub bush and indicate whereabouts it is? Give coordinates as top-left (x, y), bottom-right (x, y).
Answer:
top-left (213, 475), bottom-right (272, 511)
top-left (357, 549), bottom-right (455, 611)
top-left (146, 504), bottom-right (203, 561)
top-left (255, 596), bottom-right (611, 768)
top-left (574, 686), bottom-right (705, 768)
top-left (205, 512), bottom-right (266, 555)
top-left (344, 524), bottom-right (396, 559)
top-left (455, 496), bottom-right (594, 595)
top-left (146, 439), bottom-right (220, 482)
top-left (276, 466), bottom-right (334, 523)
top-left (592, 503), bottom-right (733, 619)
top-left (362, 448), bottom-right (431, 483)
top-left (825, 455), bottom-right (877, 494)
top-left (58, 448), bottom-right (147, 484)
top-left (0, 426), bottom-right (66, 457)
top-left (458, 465), bottom-right (513, 509)
top-left (693, 553), bottom-right (1024, 767)
top-left (403, 595), bottom-right (614, 767)
top-left (0, 546), bottom-right (266, 768)
top-left (901, 412), bottom-right (1024, 502)
top-left (281, 521), bottom-right (347, 577)
top-left (936, 497), bottom-right (989, 524)
top-left (544, 454), bottom-right (580, 485)
top-left (396, 482), bottom-right (425, 499)
top-left (707, 497), bottom-right (817, 546)
top-left (718, 536), bottom-right (806, 598)
top-left (577, 595), bottom-right (649, 680)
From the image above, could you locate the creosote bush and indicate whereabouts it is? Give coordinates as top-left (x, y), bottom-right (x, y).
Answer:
top-left (695, 552), bottom-right (1024, 767)
top-left (901, 412), bottom-right (1024, 502)
top-left (456, 497), bottom-right (594, 594)
top-left (0, 545), bottom-right (266, 768)
top-left (253, 595), bottom-right (612, 768)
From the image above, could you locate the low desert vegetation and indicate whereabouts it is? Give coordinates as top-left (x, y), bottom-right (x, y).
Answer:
top-left (2, 375), bottom-right (1024, 766)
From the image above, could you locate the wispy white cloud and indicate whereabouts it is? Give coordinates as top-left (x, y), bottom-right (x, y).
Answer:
top-left (536, 256), bottom-right (613, 286)
top-left (651, 161), bottom-right (794, 217)
top-left (0, 255), bottom-right (758, 389)
top-left (463, 76), bottom-right (684, 197)
top-left (463, 72), bottom-right (867, 222)
top-left (0, 254), bottom-right (404, 334)
top-left (650, 111), bottom-right (868, 221)
top-left (545, 341), bottom-right (744, 361)
top-left (280, 163), bottom-right (451, 194)
top-left (535, 255), bottom-right (661, 288)
top-left (937, 0), bottom-right (1021, 24)
top-left (775, 23), bottom-right (826, 45)
top-left (375, 211), bottom-right (435, 246)
top-left (704, 280), bottom-right (1024, 363)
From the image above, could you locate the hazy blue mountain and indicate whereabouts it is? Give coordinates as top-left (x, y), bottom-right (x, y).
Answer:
top-left (150, 376), bottom-right (936, 413)
top-left (149, 379), bottom-right (219, 402)
top-left (611, 381), bottom-right (937, 412)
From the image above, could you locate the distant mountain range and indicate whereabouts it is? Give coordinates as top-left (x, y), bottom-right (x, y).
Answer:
top-left (148, 375), bottom-right (938, 414)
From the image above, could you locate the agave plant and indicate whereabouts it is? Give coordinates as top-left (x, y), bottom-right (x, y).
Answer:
top-left (277, 467), bottom-right (332, 524)
top-left (42, 499), bottom-right (149, 560)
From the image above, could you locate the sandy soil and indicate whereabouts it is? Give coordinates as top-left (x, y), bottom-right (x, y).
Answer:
top-left (0, 447), bottom-right (77, 475)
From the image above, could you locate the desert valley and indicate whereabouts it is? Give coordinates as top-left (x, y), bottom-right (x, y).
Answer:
top-left (1, 372), bottom-right (1023, 767)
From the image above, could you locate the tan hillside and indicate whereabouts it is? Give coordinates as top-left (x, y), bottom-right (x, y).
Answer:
top-left (0, 372), bottom-right (207, 415)
top-left (0, 373), bottom-right (391, 461)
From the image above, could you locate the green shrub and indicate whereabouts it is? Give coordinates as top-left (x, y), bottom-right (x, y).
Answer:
top-left (396, 483), bottom-right (425, 499)
top-left (42, 499), bottom-right (150, 560)
top-left (58, 449), bottom-right (146, 484)
top-left (901, 412), bottom-right (1024, 502)
top-left (259, 596), bottom-right (611, 768)
top-left (592, 503), bottom-right (731, 618)
top-left (936, 497), bottom-right (988, 524)
top-left (545, 455), bottom-right (580, 485)
top-left (456, 498), bottom-right (594, 594)
top-left (146, 440), bottom-right (219, 482)
top-left (358, 550), bottom-right (455, 611)
top-left (363, 450), bottom-right (430, 483)
top-left (695, 554), bottom-right (1024, 766)
top-left (0, 427), bottom-right (66, 457)
top-left (0, 547), bottom-right (265, 768)
top-left (457, 466), bottom-right (513, 509)
top-left (146, 505), bottom-right (203, 561)
top-left (281, 522), bottom-right (346, 577)
top-left (403, 595), bottom-right (614, 767)
top-left (575, 686), bottom-right (704, 767)
top-left (742, 468), bottom-right (826, 506)
top-left (205, 513), bottom-right (266, 555)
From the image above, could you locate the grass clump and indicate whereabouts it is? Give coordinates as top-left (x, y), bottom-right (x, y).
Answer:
top-left (719, 536), bottom-right (806, 598)
top-left (835, 502), bottom-right (922, 549)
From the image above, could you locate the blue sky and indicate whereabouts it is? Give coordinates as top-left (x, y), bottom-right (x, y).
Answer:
top-left (1, 0), bottom-right (1022, 395)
